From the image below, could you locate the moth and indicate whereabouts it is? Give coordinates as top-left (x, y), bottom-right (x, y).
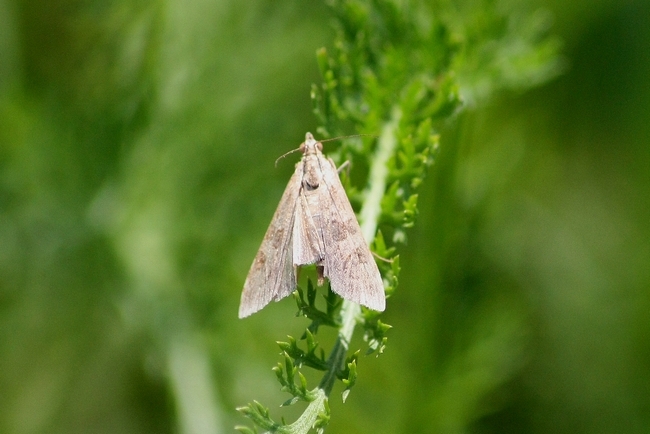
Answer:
top-left (239, 132), bottom-right (386, 318)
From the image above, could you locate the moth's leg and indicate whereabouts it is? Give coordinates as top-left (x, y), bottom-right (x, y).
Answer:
top-left (372, 251), bottom-right (393, 263)
top-left (295, 265), bottom-right (301, 283)
top-left (316, 265), bottom-right (325, 286)
top-left (336, 160), bottom-right (350, 176)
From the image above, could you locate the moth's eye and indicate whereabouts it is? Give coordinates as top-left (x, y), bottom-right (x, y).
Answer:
top-left (299, 143), bottom-right (306, 153)
top-left (316, 142), bottom-right (323, 151)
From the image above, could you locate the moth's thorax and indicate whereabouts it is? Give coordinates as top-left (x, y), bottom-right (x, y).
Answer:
top-left (301, 132), bottom-right (324, 190)
top-left (302, 154), bottom-right (322, 190)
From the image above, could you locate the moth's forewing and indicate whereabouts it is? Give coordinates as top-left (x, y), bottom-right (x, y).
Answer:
top-left (238, 163), bottom-right (302, 318)
top-left (292, 192), bottom-right (325, 266)
top-left (318, 154), bottom-right (386, 312)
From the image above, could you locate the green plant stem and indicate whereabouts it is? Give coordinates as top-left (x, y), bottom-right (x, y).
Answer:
top-left (284, 389), bottom-right (327, 434)
top-left (285, 110), bottom-right (400, 433)
top-left (168, 334), bottom-right (223, 434)
top-left (359, 107), bottom-right (401, 244)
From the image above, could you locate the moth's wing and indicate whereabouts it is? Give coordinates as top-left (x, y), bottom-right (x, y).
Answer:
top-left (293, 189), bottom-right (326, 266)
top-left (318, 156), bottom-right (386, 311)
top-left (239, 163), bottom-right (302, 318)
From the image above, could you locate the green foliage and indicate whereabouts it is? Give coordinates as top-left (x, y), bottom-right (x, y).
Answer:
top-left (293, 282), bottom-right (342, 334)
top-left (277, 332), bottom-right (329, 372)
top-left (340, 352), bottom-right (359, 402)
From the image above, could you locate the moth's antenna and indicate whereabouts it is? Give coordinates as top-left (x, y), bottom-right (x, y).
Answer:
top-left (274, 147), bottom-right (301, 167)
top-left (319, 133), bottom-right (378, 144)
top-left (274, 134), bottom-right (377, 167)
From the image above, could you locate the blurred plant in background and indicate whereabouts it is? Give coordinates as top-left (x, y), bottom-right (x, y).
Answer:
top-left (0, 0), bottom-right (648, 434)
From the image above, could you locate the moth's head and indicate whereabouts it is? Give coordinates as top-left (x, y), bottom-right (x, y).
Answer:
top-left (300, 132), bottom-right (323, 155)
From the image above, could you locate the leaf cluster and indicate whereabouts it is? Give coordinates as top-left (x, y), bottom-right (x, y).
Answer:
top-left (238, 279), bottom-right (367, 433)
top-left (312, 0), bottom-right (460, 250)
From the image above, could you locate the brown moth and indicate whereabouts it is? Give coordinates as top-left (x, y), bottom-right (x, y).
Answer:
top-left (239, 132), bottom-right (386, 318)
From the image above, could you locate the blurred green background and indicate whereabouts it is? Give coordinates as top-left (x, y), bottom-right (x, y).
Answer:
top-left (0, 0), bottom-right (648, 433)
